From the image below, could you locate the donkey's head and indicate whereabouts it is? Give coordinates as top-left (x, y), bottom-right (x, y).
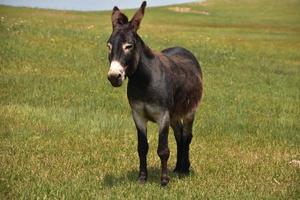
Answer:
top-left (107, 1), bottom-right (146, 87)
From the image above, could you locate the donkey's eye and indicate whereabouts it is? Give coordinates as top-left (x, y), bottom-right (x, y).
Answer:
top-left (107, 43), bottom-right (112, 51)
top-left (123, 43), bottom-right (133, 51)
top-left (125, 44), bottom-right (133, 49)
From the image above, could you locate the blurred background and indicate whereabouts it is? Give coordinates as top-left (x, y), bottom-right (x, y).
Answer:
top-left (0, 0), bottom-right (201, 11)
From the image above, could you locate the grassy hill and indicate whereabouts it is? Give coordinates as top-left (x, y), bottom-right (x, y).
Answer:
top-left (0, 0), bottom-right (299, 199)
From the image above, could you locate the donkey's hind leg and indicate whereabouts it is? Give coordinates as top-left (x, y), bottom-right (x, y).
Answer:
top-left (171, 120), bottom-right (184, 173)
top-left (181, 112), bottom-right (196, 173)
top-left (171, 112), bottom-right (195, 173)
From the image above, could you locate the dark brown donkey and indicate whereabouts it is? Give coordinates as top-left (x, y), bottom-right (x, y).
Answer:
top-left (106, 1), bottom-right (203, 186)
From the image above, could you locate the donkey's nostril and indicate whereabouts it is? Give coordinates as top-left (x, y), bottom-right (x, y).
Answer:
top-left (107, 72), bottom-right (123, 87)
top-left (107, 73), bottom-right (121, 80)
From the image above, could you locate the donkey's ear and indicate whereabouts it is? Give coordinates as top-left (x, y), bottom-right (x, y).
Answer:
top-left (112, 6), bottom-right (129, 29)
top-left (130, 1), bottom-right (147, 32)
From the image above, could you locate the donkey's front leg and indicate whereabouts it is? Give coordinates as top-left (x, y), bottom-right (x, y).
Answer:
top-left (157, 111), bottom-right (170, 186)
top-left (132, 111), bottom-right (148, 184)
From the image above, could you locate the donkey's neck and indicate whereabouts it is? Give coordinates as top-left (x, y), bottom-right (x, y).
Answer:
top-left (138, 36), bottom-right (155, 60)
top-left (127, 38), bottom-right (157, 89)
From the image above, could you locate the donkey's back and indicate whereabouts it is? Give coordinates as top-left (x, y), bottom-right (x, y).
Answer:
top-left (162, 47), bottom-right (202, 76)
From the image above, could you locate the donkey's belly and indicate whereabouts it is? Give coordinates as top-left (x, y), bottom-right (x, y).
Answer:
top-left (130, 101), bottom-right (166, 123)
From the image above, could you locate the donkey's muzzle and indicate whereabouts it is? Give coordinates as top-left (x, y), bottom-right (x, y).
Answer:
top-left (107, 61), bottom-right (125, 87)
top-left (107, 73), bottom-right (123, 87)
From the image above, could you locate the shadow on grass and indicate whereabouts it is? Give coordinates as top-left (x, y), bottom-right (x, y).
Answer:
top-left (102, 167), bottom-right (195, 187)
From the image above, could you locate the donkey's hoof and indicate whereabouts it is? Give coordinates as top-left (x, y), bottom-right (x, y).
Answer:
top-left (138, 176), bottom-right (147, 184)
top-left (180, 168), bottom-right (190, 174)
top-left (161, 179), bottom-right (169, 187)
top-left (180, 165), bottom-right (190, 174)
top-left (160, 176), bottom-right (169, 187)
top-left (173, 166), bottom-right (181, 173)
top-left (138, 179), bottom-right (146, 184)
top-left (173, 166), bottom-right (190, 175)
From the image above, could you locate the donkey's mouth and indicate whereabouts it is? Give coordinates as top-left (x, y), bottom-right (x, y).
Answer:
top-left (107, 75), bottom-right (123, 87)
top-left (109, 79), bottom-right (123, 87)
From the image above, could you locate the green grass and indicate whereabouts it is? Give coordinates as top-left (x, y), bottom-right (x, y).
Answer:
top-left (0, 0), bottom-right (299, 199)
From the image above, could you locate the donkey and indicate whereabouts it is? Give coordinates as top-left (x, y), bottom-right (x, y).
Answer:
top-left (106, 1), bottom-right (203, 186)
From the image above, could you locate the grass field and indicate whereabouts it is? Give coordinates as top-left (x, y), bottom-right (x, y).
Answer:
top-left (0, 0), bottom-right (299, 199)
